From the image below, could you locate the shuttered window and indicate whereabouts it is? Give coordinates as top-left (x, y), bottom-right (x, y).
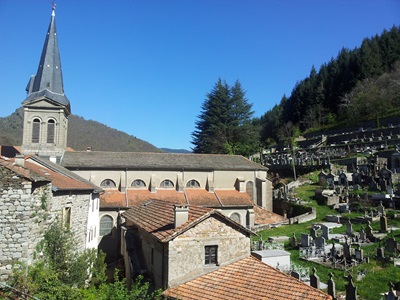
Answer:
top-left (47, 119), bottom-right (55, 143)
top-left (32, 119), bottom-right (41, 143)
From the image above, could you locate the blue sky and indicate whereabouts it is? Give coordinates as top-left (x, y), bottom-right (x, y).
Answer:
top-left (0, 1), bottom-right (399, 150)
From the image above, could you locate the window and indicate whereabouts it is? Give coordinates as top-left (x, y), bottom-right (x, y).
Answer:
top-left (32, 118), bottom-right (41, 143)
top-left (230, 212), bottom-right (241, 224)
top-left (186, 179), bottom-right (200, 188)
top-left (160, 179), bottom-right (174, 188)
top-left (47, 119), bottom-right (55, 143)
top-left (205, 245), bottom-right (218, 265)
top-left (100, 179), bottom-right (116, 188)
top-left (63, 207), bottom-right (71, 229)
top-left (100, 215), bottom-right (113, 236)
top-left (131, 179), bottom-right (146, 188)
top-left (246, 181), bottom-right (254, 199)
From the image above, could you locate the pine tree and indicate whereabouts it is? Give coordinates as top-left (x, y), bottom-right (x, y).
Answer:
top-left (191, 79), bottom-right (255, 155)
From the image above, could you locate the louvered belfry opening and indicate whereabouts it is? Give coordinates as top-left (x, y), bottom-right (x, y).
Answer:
top-left (31, 119), bottom-right (41, 143)
top-left (47, 119), bottom-right (55, 144)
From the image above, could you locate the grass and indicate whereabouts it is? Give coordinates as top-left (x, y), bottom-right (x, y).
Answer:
top-left (255, 183), bottom-right (400, 299)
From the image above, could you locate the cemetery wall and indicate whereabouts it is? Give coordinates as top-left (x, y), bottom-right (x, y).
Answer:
top-left (288, 207), bottom-right (316, 224)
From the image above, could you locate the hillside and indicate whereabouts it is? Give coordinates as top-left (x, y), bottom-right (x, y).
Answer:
top-left (259, 26), bottom-right (400, 146)
top-left (0, 108), bottom-right (161, 153)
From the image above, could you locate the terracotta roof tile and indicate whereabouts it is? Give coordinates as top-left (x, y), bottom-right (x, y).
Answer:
top-left (163, 256), bottom-right (332, 300)
top-left (185, 189), bottom-right (220, 206)
top-left (100, 188), bottom-right (255, 208)
top-left (0, 156), bottom-right (99, 192)
top-left (122, 200), bottom-right (253, 242)
top-left (253, 205), bottom-right (287, 225)
top-left (215, 190), bottom-right (253, 206)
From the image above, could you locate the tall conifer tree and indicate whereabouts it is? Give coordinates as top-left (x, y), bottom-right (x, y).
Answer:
top-left (192, 79), bottom-right (255, 155)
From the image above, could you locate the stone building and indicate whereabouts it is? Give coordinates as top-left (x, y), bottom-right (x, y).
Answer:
top-left (0, 154), bottom-right (101, 280)
top-left (121, 200), bottom-right (254, 289)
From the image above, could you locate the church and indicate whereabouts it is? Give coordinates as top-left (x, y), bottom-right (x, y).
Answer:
top-left (0, 6), bottom-right (281, 273)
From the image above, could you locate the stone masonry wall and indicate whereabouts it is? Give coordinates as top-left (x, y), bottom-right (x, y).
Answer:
top-left (167, 216), bottom-right (250, 287)
top-left (0, 165), bottom-right (36, 281)
top-left (0, 165), bottom-right (91, 281)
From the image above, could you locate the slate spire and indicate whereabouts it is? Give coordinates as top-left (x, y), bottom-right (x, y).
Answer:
top-left (23, 5), bottom-right (70, 114)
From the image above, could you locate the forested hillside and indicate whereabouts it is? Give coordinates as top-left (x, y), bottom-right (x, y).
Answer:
top-left (259, 26), bottom-right (400, 146)
top-left (0, 108), bottom-right (161, 152)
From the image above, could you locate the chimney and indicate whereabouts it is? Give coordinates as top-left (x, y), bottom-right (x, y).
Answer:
top-left (174, 205), bottom-right (189, 228)
top-left (15, 154), bottom-right (25, 167)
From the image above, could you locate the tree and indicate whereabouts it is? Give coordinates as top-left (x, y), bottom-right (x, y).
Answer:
top-left (7, 221), bottom-right (161, 299)
top-left (192, 79), bottom-right (256, 156)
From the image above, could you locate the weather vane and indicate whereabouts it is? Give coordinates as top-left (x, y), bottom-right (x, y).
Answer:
top-left (51, 2), bottom-right (56, 11)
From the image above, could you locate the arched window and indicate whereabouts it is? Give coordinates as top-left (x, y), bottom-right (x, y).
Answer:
top-left (100, 179), bottom-right (116, 188)
top-left (186, 179), bottom-right (200, 188)
top-left (246, 181), bottom-right (254, 200)
top-left (32, 118), bottom-right (41, 143)
top-left (131, 179), bottom-right (146, 188)
top-left (99, 215), bottom-right (113, 236)
top-left (47, 119), bottom-right (55, 143)
top-left (230, 212), bottom-right (241, 224)
top-left (160, 179), bottom-right (174, 188)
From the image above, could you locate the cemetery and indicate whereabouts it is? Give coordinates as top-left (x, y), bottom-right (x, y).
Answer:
top-left (256, 164), bottom-right (400, 299)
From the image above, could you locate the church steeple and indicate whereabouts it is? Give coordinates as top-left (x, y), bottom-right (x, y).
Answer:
top-left (23, 5), bottom-right (70, 114)
top-left (21, 6), bottom-right (70, 160)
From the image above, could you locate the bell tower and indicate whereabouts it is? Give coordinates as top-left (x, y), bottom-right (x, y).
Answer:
top-left (21, 5), bottom-right (70, 161)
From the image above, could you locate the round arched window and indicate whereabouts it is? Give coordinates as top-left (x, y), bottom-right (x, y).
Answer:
top-left (131, 179), bottom-right (146, 188)
top-left (230, 212), bottom-right (241, 224)
top-left (186, 179), bottom-right (200, 188)
top-left (99, 215), bottom-right (113, 236)
top-left (100, 179), bottom-right (116, 188)
top-left (160, 179), bottom-right (174, 188)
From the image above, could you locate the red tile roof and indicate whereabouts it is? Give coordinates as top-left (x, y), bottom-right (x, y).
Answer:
top-left (100, 188), bottom-right (254, 208)
top-left (0, 156), bottom-right (99, 192)
top-left (122, 200), bottom-right (253, 242)
top-left (185, 189), bottom-right (220, 206)
top-left (163, 256), bottom-right (332, 300)
top-left (253, 205), bottom-right (287, 225)
top-left (215, 190), bottom-right (253, 206)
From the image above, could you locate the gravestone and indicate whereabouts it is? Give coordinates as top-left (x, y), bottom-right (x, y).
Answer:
top-left (328, 273), bottom-right (336, 300)
top-left (321, 225), bottom-right (329, 240)
top-left (310, 227), bottom-right (317, 239)
top-left (291, 270), bottom-right (300, 280)
top-left (301, 233), bottom-right (311, 247)
top-left (355, 245), bottom-right (363, 262)
top-left (366, 221), bottom-right (374, 241)
top-left (310, 268), bottom-right (320, 289)
top-left (258, 236), bottom-right (263, 250)
top-left (360, 227), bottom-right (366, 241)
top-left (291, 233), bottom-right (298, 248)
top-left (385, 238), bottom-right (399, 253)
top-left (346, 220), bottom-right (353, 236)
top-left (345, 274), bottom-right (358, 300)
top-left (378, 201), bottom-right (385, 216)
top-left (343, 238), bottom-right (351, 261)
top-left (386, 282), bottom-right (399, 300)
top-left (315, 237), bottom-right (326, 249)
top-left (377, 247), bottom-right (385, 259)
top-left (380, 214), bottom-right (388, 233)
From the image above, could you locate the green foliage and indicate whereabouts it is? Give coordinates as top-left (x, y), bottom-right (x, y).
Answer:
top-left (192, 79), bottom-right (257, 156)
top-left (260, 26), bottom-right (400, 143)
top-left (6, 223), bottom-right (159, 299)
